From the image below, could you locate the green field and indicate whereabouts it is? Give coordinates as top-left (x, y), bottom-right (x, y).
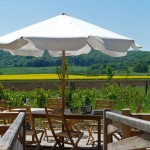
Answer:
top-left (1, 66), bottom-right (150, 76)
top-left (0, 66), bottom-right (88, 75)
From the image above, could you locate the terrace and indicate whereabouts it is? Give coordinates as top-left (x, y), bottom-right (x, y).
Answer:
top-left (0, 79), bottom-right (150, 150)
top-left (1, 108), bottom-right (150, 150)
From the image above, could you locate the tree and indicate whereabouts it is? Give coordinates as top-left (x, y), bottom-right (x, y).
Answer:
top-left (0, 83), bottom-right (4, 99)
top-left (133, 62), bottom-right (148, 73)
top-left (125, 66), bottom-right (130, 76)
top-left (106, 66), bottom-right (114, 80)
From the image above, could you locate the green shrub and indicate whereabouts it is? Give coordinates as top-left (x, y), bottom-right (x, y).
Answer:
top-left (0, 83), bottom-right (5, 99)
top-left (65, 87), bottom-right (101, 111)
top-left (1, 89), bottom-right (26, 107)
top-left (33, 88), bottom-right (47, 108)
top-left (0, 82), bottom-right (148, 112)
top-left (101, 83), bottom-right (143, 111)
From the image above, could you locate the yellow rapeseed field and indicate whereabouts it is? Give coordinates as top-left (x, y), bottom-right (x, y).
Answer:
top-left (0, 74), bottom-right (150, 80)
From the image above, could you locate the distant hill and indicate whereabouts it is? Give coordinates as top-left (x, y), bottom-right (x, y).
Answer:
top-left (1, 50), bottom-right (150, 67)
top-left (0, 50), bottom-right (150, 75)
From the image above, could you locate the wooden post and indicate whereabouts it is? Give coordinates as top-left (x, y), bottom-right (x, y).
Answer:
top-left (145, 80), bottom-right (148, 95)
top-left (22, 112), bottom-right (26, 150)
top-left (62, 50), bottom-right (65, 113)
top-left (103, 109), bottom-right (111, 150)
top-left (122, 108), bottom-right (131, 139)
top-left (61, 50), bottom-right (65, 148)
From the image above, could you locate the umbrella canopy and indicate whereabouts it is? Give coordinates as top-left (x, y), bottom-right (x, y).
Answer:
top-left (0, 13), bottom-right (141, 57)
top-left (0, 13), bottom-right (141, 111)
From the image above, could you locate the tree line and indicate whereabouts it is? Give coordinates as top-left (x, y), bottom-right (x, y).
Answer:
top-left (0, 50), bottom-right (150, 75)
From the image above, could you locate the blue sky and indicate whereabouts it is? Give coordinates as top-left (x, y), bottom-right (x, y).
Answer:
top-left (0, 0), bottom-right (149, 51)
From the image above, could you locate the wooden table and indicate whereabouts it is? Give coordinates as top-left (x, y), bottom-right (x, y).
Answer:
top-left (31, 108), bottom-right (103, 150)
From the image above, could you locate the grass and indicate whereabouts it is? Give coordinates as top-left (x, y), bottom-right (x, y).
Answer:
top-left (1, 66), bottom-right (150, 76)
top-left (0, 66), bottom-right (88, 75)
top-left (0, 67), bottom-right (58, 74)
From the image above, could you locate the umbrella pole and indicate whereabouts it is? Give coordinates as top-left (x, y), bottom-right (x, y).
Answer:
top-left (62, 50), bottom-right (65, 113)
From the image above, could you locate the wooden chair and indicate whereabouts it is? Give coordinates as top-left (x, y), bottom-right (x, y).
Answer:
top-left (130, 105), bottom-right (143, 137)
top-left (0, 107), bottom-right (7, 125)
top-left (45, 106), bottom-right (83, 150)
top-left (95, 100), bottom-right (115, 110)
top-left (0, 101), bottom-right (8, 125)
top-left (9, 106), bottom-right (44, 149)
top-left (0, 100), bottom-right (7, 110)
top-left (43, 98), bottom-right (62, 141)
top-left (0, 111), bottom-right (19, 137)
top-left (136, 105), bottom-right (143, 113)
top-left (46, 98), bottom-right (62, 110)
top-left (43, 98), bottom-right (80, 140)
top-left (85, 99), bottom-right (119, 145)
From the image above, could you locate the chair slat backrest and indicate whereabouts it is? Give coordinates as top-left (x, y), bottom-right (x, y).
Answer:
top-left (9, 106), bottom-right (44, 149)
top-left (95, 100), bottom-right (114, 110)
top-left (0, 112), bottom-right (19, 135)
top-left (0, 100), bottom-right (7, 110)
top-left (9, 106), bottom-right (34, 130)
top-left (0, 107), bottom-right (4, 111)
top-left (136, 105), bottom-right (143, 113)
top-left (45, 106), bottom-right (83, 149)
top-left (8, 106), bottom-right (25, 124)
top-left (46, 98), bottom-right (62, 110)
top-left (45, 108), bottom-right (74, 138)
top-left (45, 107), bottom-right (62, 138)
top-left (43, 98), bottom-right (62, 139)
top-left (8, 106), bottom-right (26, 111)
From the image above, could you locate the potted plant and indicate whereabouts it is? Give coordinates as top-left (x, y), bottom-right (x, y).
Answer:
top-left (81, 97), bottom-right (92, 114)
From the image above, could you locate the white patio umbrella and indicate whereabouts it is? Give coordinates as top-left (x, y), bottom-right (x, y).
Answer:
top-left (0, 13), bottom-right (141, 112)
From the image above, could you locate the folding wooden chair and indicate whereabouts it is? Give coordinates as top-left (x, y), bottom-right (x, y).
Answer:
top-left (130, 105), bottom-right (143, 137)
top-left (0, 107), bottom-right (7, 125)
top-left (9, 106), bottom-right (44, 149)
top-left (0, 111), bottom-right (19, 137)
top-left (46, 98), bottom-right (62, 110)
top-left (85, 100), bottom-right (120, 145)
top-left (0, 100), bottom-right (7, 110)
top-left (136, 105), bottom-right (143, 113)
top-left (95, 100), bottom-right (115, 110)
top-left (43, 98), bottom-right (62, 142)
top-left (45, 107), bottom-right (83, 150)
top-left (0, 100), bottom-right (8, 125)
top-left (43, 98), bottom-right (80, 141)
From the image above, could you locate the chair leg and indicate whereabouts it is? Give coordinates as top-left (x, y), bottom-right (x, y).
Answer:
top-left (51, 142), bottom-right (57, 150)
top-left (72, 134), bottom-right (83, 150)
top-left (52, 137), bottom-right (64, 150)
top-left (86, 126), bottom-right (95, 145)
top-left (39, 131), bottom-right (44, 143)
top-left (44, 128), bottom-right (54, 142)
top-left (43, 128), bottom-right (47, 141)
top-left (36, 143), bottom-right (41, 150)
top-left (33, 132), bottom-right (44, 150)
top-left (43, 122), bottom-right (50, 142)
